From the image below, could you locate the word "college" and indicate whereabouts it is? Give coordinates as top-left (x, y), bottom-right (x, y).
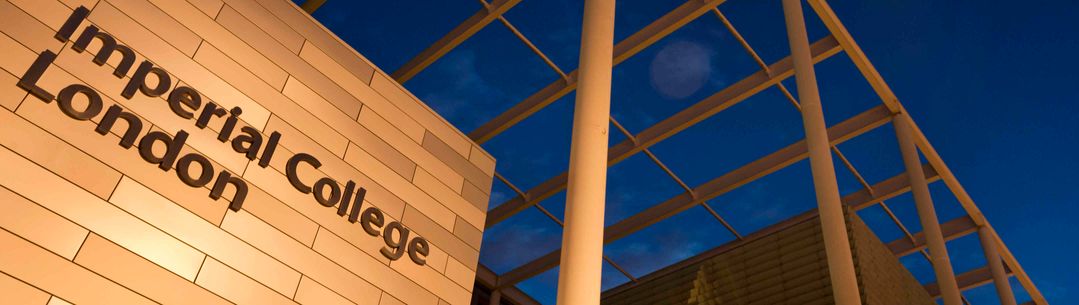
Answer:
top-left (15, 6), bottom-right (430, 265)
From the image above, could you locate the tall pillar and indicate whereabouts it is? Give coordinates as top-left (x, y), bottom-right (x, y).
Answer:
top-left (781, 0), bottom-right (862, 304)
top-left (978, 226), bottom-right (1018, 305)
top-left (554, 0), bottom-right (615, 304)
top-left (893, 116), bottom-right (962, 305)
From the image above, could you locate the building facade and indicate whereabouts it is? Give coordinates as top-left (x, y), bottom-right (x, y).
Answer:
top-left (600, 212), bottom-right (934, 305)
top-left (0, 0), bottom-right (494, 304)
top-left (0, 0), bottom-right (1050, 305)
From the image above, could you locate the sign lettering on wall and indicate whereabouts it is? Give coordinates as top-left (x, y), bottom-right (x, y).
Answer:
top-left (16, 6), bottom-right (431, 266)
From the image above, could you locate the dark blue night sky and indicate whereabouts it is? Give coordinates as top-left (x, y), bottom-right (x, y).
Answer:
top-left (299, 0), bottom-right (1078, 303)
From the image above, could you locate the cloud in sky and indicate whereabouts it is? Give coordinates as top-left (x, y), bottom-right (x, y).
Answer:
top-left (419, 48), bottom-right (508, 128)
top-left (480, 217), bottom-right (562, 272)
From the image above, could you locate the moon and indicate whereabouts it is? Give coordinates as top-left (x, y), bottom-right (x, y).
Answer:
top-left (650, 41), bottom-right (711, 100)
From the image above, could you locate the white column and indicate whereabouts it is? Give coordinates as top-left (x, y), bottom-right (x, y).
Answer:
top-left (781, 0), bottom-right (862, 304)
top-left (894, 115), bottom-right (962, 305)
top-left (554, 0), bottom-right (615, 304)
top-left (979, 226), bottom-right (1017, 305)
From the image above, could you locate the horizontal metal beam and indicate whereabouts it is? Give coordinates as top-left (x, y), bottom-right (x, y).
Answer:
top-left (602, 210), bottom-right (820, 298)
top-left (476, 264), bottom-right (540, 305)
top-left (496, 105), bottom-right (893, 287)
top-left (391, 0), bottom-right (523, 83)
top-left (484, 35), bottom-right (843, 228)
top-left (611, 0), bottom-right (727, 65)
top-left (846, 163), bottom-right (939, 211)
top-left (468, 0), bottom-right (739, 143)
top-left (895, 110), bottom-right (1047, 305)
top-left (806, 0), bottom-right (899, 112)
top-left (888, 215), bottom-right (978, 256)
top-left (610, 35), bottom-right (841, 165)
top-left (602, 174), bottom-right (940, 299)
top-left (807, 0), bottom-right (1042, 299)
top-left (604, 105), bottom-right (890, 242)
top-left (925, 265), bottom-right (1013, 299)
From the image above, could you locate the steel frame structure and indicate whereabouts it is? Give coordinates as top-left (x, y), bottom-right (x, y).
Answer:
top-left (305, 0), bottom-right (1045, 304)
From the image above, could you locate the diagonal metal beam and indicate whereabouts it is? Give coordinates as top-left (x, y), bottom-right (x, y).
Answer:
top-left (611, 0), bottom-right (729, 65)
top-left (805, 1), bottom-right (1042, 301)
top-left (499, 158), bottom-right (933, 289)
top-left (842, 162), bottom-right (939, 211)
top-left (495, 105), bottom-right (894, 287)
top-left (888, 215), bottom-right (978, 256)
top-left (605, 105), bottom-right (890, 242)
top-left (498, 164), bottom-right (638, 284)
top-left (493, 14), bottom-right (568, 80)
top-left (601, 209), bottom-right (820, 298)
top-left (485, 35), bottom-right (843, 228)
top-left (532, 202), bottom-right (639, 282)
top-left (895, 108), bottom-right (1046, 305)
top-left (709, 7), bottom-right (801, 110)
top-left (714, 10), bottom-right (919, 253)
top-left (609, 116), bottom-right (742, 239)
top-left (806, 0), bottom-right (899, 112)
top-left (468, 0), bottom-right (735, 143)
top-left (925, 265), bottom-right (1014, 299)
top-left (391, 0), bottom-right (523, 83)
top-left (711, 8), bottom-right (767, 75)
top-left (601, 178), bottom-right (942, 299)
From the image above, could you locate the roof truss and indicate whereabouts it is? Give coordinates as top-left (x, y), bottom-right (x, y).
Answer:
top-left (303, 0), bottom-right (1047, 304)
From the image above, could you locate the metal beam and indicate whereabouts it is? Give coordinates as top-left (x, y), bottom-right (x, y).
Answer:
top-left (608, 104), bottom-right (891, 243)
top-left (782, 0), bottom-right (862, 301)
top-left (484, 35), bottom-right (843, 228)
top-left (610, 0), bottom-right (727, 65)
top-left (843, 163), bottom-right (939, 211)
top-left (609, 117), bottom-right (742, 239)
top-left (887, 216), bottom-right (978, 256)
top-left (496, 105), bottom-right (893, 287)
top-left (497, 171), bottom-right (645, 283)
top-left (552, 0), bottom-right (616, 300)
top-left (476, 265), bottom-right (540, 305)
top-left (895, 116), bottom-right (962, 305)
top-left (806, 1), bottom-right (1043, 300)
top-left (925, 265), bottom-right (1014, 299)
top-left (391, 0), bottom-right (523, 83)
top-left (896, 110), bottom-right (1047, 305)
top-left (805, 0), bottom-right (899, 112)
top-left (493, 13), bottom-right (568, 80)
top-left (468, 0), bottom-right (736, 143)
top-left (601, 210), bottom-right (821, 298)
top-left (601, 181), bottom-right (942, 300)
top-left (980, 226), bottom-right (1019, 305)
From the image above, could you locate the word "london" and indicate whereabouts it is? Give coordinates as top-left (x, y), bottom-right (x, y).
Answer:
top-left (15, 7), bottom-right (430, 265)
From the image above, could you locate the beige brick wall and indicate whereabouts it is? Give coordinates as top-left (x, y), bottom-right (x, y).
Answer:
top-left (600, 212), bottom-right (932, 305)
top-left (0, 0), bottom-right (494, 304)
top-left (849, 215), bottom-right (935, 305)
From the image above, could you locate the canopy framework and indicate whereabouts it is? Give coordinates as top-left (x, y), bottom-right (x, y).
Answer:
top-left (301, 0), bottom-right (1044, 304)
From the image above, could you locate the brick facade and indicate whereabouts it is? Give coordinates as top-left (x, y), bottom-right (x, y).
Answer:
top-left (601, 211), bottom-right (932, 305)
top-left (0, 0), bottom-right (493, 304)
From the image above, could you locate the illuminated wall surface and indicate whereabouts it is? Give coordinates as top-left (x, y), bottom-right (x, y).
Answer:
top-left (600, 213), bottom-right (933, 305)
top-left (0, 0), bottom-right (496, 304)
